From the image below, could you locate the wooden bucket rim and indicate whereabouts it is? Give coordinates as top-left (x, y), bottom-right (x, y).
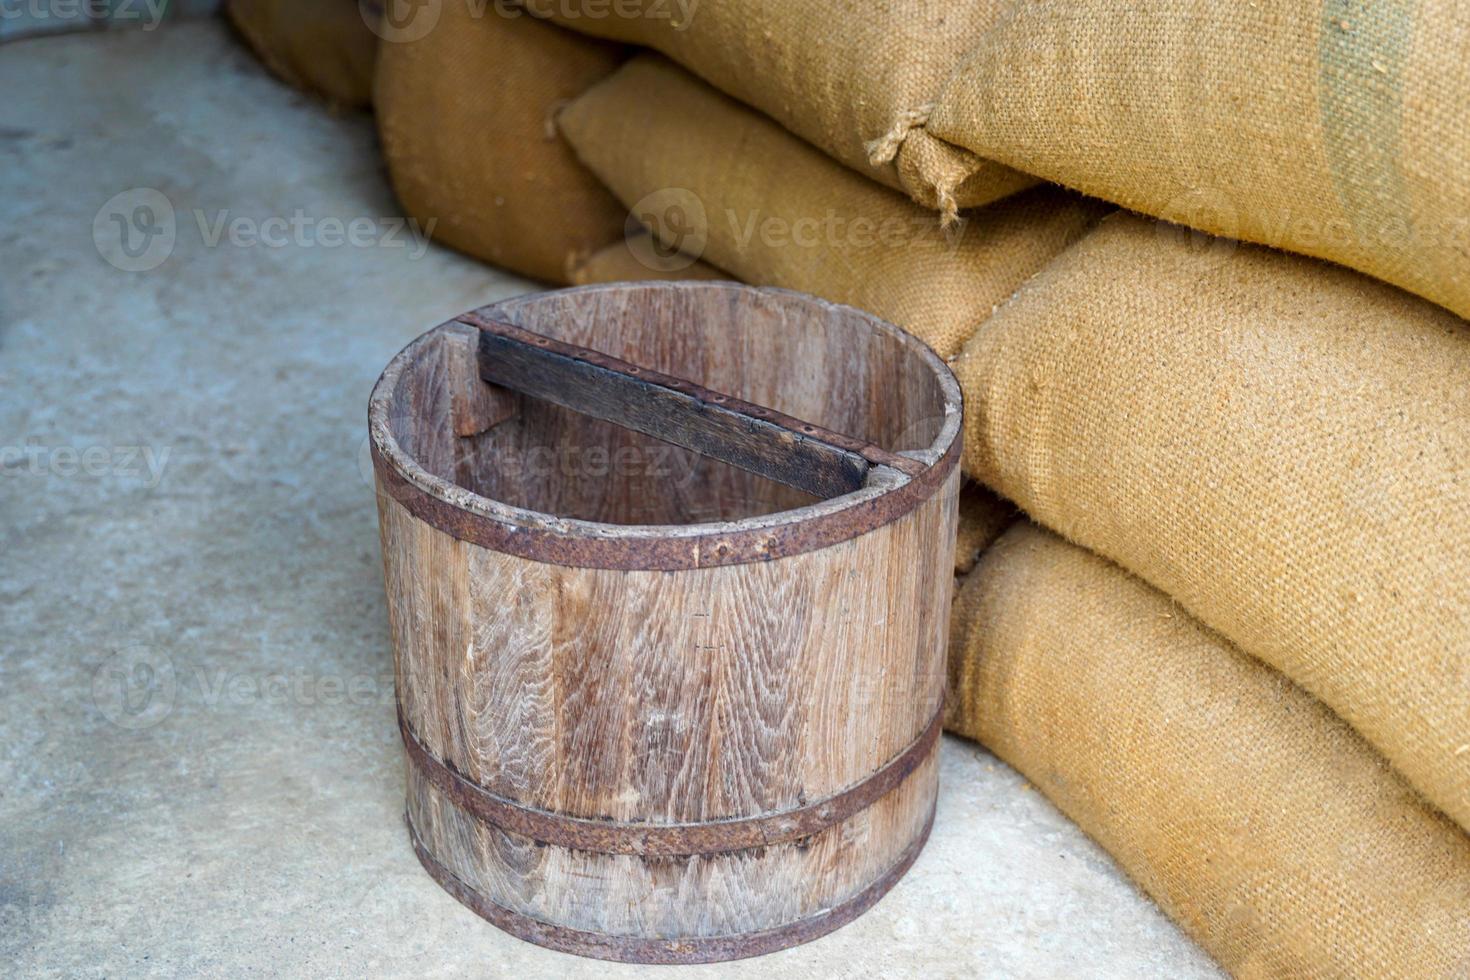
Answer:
top-left (369, 282), bottom-right (962, 570)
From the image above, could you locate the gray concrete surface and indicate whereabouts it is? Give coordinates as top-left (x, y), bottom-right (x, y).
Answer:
top-left (0, 0), bottom-right (219, 43)
top-left (0, 21), bottom-right (1221, 979)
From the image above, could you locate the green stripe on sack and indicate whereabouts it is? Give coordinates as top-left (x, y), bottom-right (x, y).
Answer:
top-left (1318, 0), bottom-right (1417, 266)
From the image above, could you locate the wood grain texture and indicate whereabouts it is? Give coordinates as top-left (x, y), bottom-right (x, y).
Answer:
top-left (379, 480), bottom-right (954, 817)
top-left (371, 282), bottom-right (961, 958)
top-left (408, 806), bottom-right (936, 964)
top-left (404, 750), bottom-right (938, 939)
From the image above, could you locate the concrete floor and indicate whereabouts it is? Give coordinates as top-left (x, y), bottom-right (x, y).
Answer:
top-left (0, 21), bottom-right (1220, 979)
top-left (0, 0), bottom-right (219, 43)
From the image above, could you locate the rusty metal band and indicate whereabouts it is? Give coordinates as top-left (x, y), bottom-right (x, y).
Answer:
top-left (371, 432), bottom-right (959, 571)
top-left (407, 803), bottom-right (935, 965)
top-left (398, 704), bottom-right (942, 857)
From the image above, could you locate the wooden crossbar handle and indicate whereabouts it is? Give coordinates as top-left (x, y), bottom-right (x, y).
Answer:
top-left (459, 312), bottom-right (922, 500)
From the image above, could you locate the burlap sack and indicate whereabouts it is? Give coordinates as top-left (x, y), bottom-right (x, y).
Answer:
top-left (953, 481), bottom-right (1016, 575)
top-left (928, 0), bottom-right (1470, 319)
top-left (374, 4), bottom-right (627, 283)
top-left (226, 0), bottom-right (377, 109)
top-left (559, 56), bottom-right (1108, 360)
top-left (567, 231), bottom-right (728, 286)
top-left (947, 523), bottom-right (1470, 979)
top-left (526, 0), bottom-right (1035, 220)
top-left (954, 212), bottom-right (1470, 833)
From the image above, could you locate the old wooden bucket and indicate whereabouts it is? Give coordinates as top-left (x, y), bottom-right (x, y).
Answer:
top-left (369, 282), bottom-right (961, 962)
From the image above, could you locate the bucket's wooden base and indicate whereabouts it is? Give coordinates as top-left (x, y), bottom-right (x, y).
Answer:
top-left (402, 742), bottom-right (941, 961)
top-left (407, 805), bottom-right (936, 964)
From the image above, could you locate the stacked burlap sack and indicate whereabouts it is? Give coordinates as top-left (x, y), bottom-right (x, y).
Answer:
top-left (230, 0), bottom-right (641, 282)
top-left (558, 56), bottom-right (1107, 360)
top-left (373, 0), bottom-right (632, 281)
top-left (942, 211), bottom-right (1470, 976)
top-left (226, 1), bottom-right (1099, 340)
top-left (951, 211), bottom-right (1470, 839)
top-left (226, 0), bottom-right (378, 109)
top-left (230, 3), bottom-right (1470, 974)
top-left (522, 0), bottom-right (1035, 221)
top-left (925, 0), bottom-right (1470, 321)
top-left (947, 524), bottom-right (1470, 977)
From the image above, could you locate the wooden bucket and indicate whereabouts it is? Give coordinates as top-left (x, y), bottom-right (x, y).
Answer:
top-left (369, 282), bottom-right (961, 963)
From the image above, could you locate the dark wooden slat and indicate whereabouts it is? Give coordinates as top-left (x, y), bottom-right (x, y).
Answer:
top-left (461, 314), bottom-right (919, 500)
top-left (478, 329), bottom-right (864, 498)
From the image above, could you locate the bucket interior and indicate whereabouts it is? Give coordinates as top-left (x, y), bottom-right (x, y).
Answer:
top-left (385, 284), bottom-right (949, 526)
